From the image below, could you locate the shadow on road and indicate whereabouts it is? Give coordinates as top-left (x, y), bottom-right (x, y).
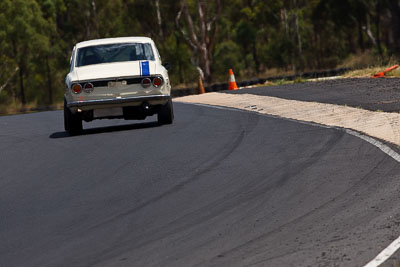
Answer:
top-left (49, 121), bottom-right (161, 139)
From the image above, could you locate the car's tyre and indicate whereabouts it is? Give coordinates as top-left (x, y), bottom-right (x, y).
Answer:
top-left (64, 99), bottom-right (83, 135)
top-left (157, 97), bottom-right (174, 125)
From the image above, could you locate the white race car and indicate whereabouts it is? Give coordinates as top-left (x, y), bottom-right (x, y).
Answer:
top-left (64, 37), bottom-right (173, 135)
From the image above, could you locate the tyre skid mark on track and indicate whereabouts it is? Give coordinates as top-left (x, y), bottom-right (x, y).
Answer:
top-left (213, 156), bottom-right (388, 267)
top-left (84, 131), bottom-right (247, 266)
top-left (89, 130), bottom-right (245, 231)
top-left (193, 141), bottom-right (388, 267)
top-left (199, 158), bottom-right (387, 267)
top-left (182, 102), bottom-right (400, 267)
top-left (85, 131), bottom-right (248, 265)
top-left (278, 131), bottom-right (344, 188)
top-left (87, 119), bottom-right (345, 265)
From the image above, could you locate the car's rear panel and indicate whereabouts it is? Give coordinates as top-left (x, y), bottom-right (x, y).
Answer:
top-left (64, 37), bottom-right (171, 115)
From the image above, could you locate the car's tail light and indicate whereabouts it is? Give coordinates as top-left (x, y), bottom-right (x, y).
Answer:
top-left (84, 83), bottom-right (94, 93)
top-left (72, 83), bottom-right (82, 94)
top-left (141, 78), bottom-right (151, 88)
top-left (153, 76), bottom-right (163, 87)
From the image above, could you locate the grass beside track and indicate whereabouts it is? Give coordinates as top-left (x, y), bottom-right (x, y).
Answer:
top-left (344, 64), bottom-right (400, 78)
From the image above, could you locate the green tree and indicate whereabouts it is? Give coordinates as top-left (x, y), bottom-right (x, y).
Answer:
top-left (0, 0), bottom-right (50, 105)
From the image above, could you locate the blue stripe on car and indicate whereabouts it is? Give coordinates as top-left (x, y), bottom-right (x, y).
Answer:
top-left (141, 61), bottom-right (150, 76)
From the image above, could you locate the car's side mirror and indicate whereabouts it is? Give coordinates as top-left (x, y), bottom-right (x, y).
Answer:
top-left (163, 62), bottom-right (171, 70)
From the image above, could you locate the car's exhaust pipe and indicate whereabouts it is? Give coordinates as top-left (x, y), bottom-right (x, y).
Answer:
top-left (141, 102), bottom-right (151, 112)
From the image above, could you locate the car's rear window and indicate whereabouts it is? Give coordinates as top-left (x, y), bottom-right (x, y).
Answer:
top-left (76, 43), bottom-right (155, 67)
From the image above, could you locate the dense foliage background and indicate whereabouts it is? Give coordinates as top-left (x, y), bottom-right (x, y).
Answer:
top-left (1, 0), bottom-right (400, 110)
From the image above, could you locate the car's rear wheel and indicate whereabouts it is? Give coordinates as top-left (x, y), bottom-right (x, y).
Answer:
top-left (157, 97), bottom-right (174, 125)
top-left (64, 99), bottom-right (83, 135)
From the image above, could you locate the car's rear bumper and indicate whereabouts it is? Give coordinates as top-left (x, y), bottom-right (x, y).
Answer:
top-left (67, 94), bottom-right (170, 111)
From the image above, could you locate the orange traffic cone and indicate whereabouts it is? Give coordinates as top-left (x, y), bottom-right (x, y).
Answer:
top-left (198, 75), bottom-right (205, 94)
top-left (373, 64), bottom-right (399, 78)
top-left (228, 69), bottom-right (238, 90)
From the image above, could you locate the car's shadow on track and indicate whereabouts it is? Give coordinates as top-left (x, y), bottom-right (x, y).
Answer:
top-left (49, 121), bottom-right (160, 139)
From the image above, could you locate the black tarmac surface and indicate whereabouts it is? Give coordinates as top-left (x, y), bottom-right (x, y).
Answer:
top-left (1, 99), bottom-right (400, 266)
top-left (229, 78), bottom-right (400, 112)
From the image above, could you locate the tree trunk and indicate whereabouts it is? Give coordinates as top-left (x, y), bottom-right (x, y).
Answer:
top-left (195, 1), bottom-right (212, 84)
top-left (201, 47), bottom-right (212, 84)
top-left (91, 0), bottom-right (99, 38)
top-left (0, 67), bottom-right (19, 94)
top-left (347, 32), bottom-right (356, 53)
top-left (46, 56), bottom-right (53, 106)
top-left (294, 7), bottom-right (303, 71)
top-left (155, 0), bottom-right (163, 39)
top-left (281, 8), bottom-right (289, 36)
top-left (175, 33), bottom-right (184, 83)
top-left (18, 65), bottom-right (26, 105)
top-left (252, 44), bottom-right (260, 74)
top-left (358, 22), bottom-right (365, 52)
top-left (375, 1), bottom-right (383, 57)
top-left (281, 8), bottom-right (290, 69)
top-left (364, 15), bottom-right (377, 47)
top-left (388, 0), bottom-right (400, 53)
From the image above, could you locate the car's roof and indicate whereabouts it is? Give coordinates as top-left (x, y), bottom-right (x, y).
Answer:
top-left (75, 37), bottom-right (154, 49)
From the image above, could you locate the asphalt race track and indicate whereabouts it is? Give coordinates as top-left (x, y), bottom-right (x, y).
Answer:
top-left (1, 98), bottom-right (400, 266)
